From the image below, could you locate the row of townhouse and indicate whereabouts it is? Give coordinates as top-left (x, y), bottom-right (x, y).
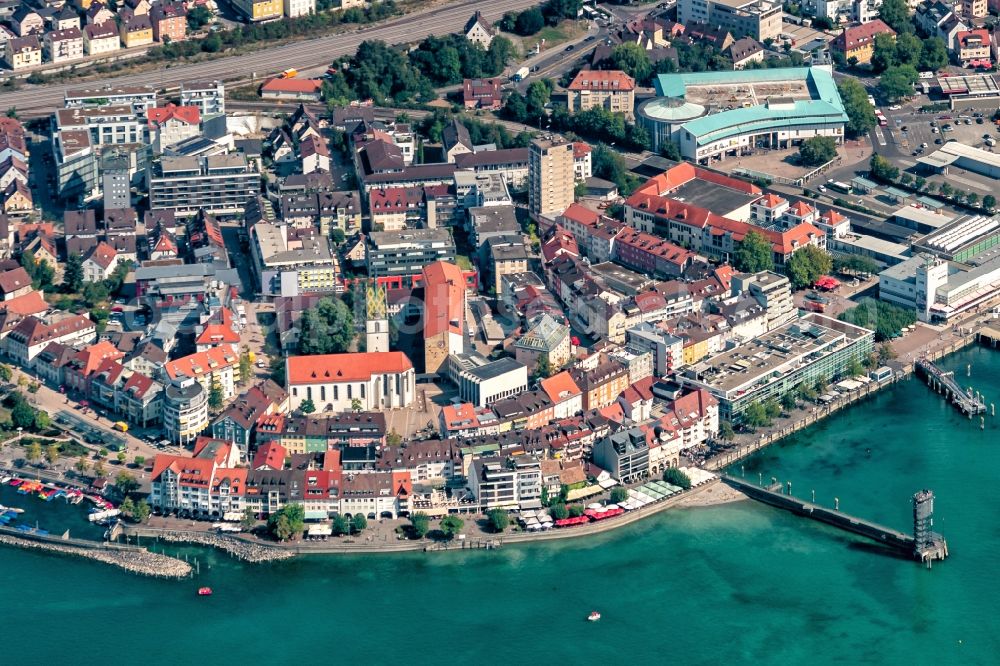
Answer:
top-left (149, 442), bottom-right (414, 520)
top-left (5, 2), bottom-right (193, 70)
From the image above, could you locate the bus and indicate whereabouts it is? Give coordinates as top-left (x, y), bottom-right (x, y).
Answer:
top-left (827, 180), bottom-right (852, 194)
top-left (874, 109), bottom-right (888, 126)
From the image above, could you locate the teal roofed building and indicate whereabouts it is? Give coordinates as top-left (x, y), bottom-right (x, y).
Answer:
top-left (638, 67), bottom-right (848, 162)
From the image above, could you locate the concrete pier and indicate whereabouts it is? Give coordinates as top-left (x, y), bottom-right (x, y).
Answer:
top-left (916, 359), bottom-right (985, 416)
top-left (723, 476), bottom-right (948, 565)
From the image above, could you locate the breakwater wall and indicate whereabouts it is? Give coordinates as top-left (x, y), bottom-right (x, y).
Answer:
top-left (0, 526), bottom-right (191, 578)
top-left (722, 475), bottom-right (915, 552)
top-left (123, 528), bottom-right (295, 563)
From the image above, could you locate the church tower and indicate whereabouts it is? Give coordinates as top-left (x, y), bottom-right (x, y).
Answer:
top-left (366, 281), bottom-right (389, 353)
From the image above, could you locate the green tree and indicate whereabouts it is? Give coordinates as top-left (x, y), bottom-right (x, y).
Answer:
top-left (568, 504), bottom-right (585, 518)
top-left (609, 486), bottom-right (629, 504)
top-left (514, 7), bottom-right (544, 35)
top-left (609, 43), bottom-right (652, 84)
top-left (273, 514), bottom-right (293, 541)
top-left (877, 0), bottom-right (911, 33)
top-left (837, 78), bottom-right (875, 137)
top-left (81, 281), bottom-right (109, 307)
top-left (846, 355), bottom-right (865, 378)
top-left (982, 194), bottom-right (996, 212)
top-left (94, 461), bottom-right (106, 478)
top-left (116, 451), bottom-right (127, 465)
top-left (870, 154), bottom-right (899, 182)
top-left (299, 397), bottom-right (316, 415)
top-left (187, 5), bottom-right (213, 29)
top-left (25, 441), bottom-right (42, 463)
top-left (734, 230), bottom-right (775, 272)
top-left (439, 515), bottom-right (464, 539)
top-left (967, 193), bottom-right (980, 208)
top-left (133, 455), bottom-right (145, 467)
top-left (410, 512), bottom-right (430, 538)
top-left (208, 384), bottom-right (224, 412)
top-left (0, 364), bottom-right (11, 381)
top-left (487, 508), bottom-right (510, 533)
top-left (297, 296), bottom-right (355, 355)
top-left (45, 443), bottom-right (60, 465)
top-left (62, 252), bottom-right (84, 293)
top-left (743, 401), bottom-right (771, 429)
top-left (919, 38), bottom-right (948, 72)
top-left (120, 497), bottom-right (135, 518)
top-left (786, 245), bottom-right (834, 290)
top-left (663, 467), bottom-right (691, 490)
top-left (763, 398), bottom-right (781, 420)
top-left (386, 430), bottom-right (402, 447)
top-left (871, 33), bottom-right (898, 73)
top-left (878, 65), bottom-right (918, 103)
top-left (75, 456), bottom-right (89, 474)
top-left (718, 421), bottom-right (735, 441)
top-left (239, 349), bottom-right (252, 385)
top-left (351, 513), bottom-right (368, 533)
top-left (133, 499), bottom-right (150, 523)
top-left (331, 514), bottom-right (350, 535)
top-left (781, 392), bottom-right (798, 411)
top-left (798, 136), bottom-right (837, 166)
top-left (877, 341), bottom-right (897, 364)
top-left (549, 503), bottom-right (569, 520)
top-left (240, 507), bottom-right (257, 531)
top-left (894, 32), bottom-right (922, 68)
top-left (838, 297), bottom-right (915, 341)
top-left (11, 399), bottom-right (36, 430)
top-left (116, 471), bottom-right (139, 495)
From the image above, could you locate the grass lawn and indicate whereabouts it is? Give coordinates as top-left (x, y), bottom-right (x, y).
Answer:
top-left (506, 19), bottom-right (588, 56)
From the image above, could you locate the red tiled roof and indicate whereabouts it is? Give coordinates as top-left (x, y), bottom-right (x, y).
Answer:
top-left (261, 78), bottom-right (323, 94)
top-left (196, 307), bottom-right (240, 346)
top-left (164, 346), bottom-right (238, 380)
top-left (573, 142), bottom-right (592, 158)
top-left (422, 261), bottom-right (465, 339)
top-left (147, 104), bottom-right (200, 128)
top-left (834, 19), bottom-right (894, 52)
top-left (0, 267), bottom-right (31, 294)
top-left (84, 241), bottom-right (117, 270)
top-left (568, 69), bottom-right (635, 91)
top-left (560, 202), bottom-right (600, 227)
top-left (0, 290), bottom-right (47, 317)
top-left (286, 351), bottom-right (413, 384)
top-left (252, 441), bottom-right (286, 470)
top-left (539, 371), bottom-right (582, 403)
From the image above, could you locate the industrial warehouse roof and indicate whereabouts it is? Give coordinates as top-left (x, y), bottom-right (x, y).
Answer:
top-left (653, 68), bottom-right (847, 146)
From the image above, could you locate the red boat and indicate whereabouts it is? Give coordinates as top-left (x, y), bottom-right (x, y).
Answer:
top-left (198, 587), bottom-right (213, 596)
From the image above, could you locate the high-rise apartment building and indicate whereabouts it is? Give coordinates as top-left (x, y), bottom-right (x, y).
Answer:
top-left (529, 137), bottom-right (574, 221)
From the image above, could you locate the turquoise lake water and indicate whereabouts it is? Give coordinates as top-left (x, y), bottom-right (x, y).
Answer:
top-left (1, 346), bottom-right (999, 665)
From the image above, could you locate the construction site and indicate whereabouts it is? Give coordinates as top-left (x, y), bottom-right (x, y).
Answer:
top-left (682, 78), bottom-right (814, 112)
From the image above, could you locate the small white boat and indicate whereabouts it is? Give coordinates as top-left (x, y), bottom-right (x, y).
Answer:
top-left (0, 504), bottom-right (24, 514)
top-left (587, 611), bottom-right (601, 622)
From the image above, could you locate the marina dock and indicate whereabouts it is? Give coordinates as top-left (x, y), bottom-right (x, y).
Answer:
top-left (915, 359), bottom-right (985, 416)
top-left (723, 476), bottom-right (948, 565)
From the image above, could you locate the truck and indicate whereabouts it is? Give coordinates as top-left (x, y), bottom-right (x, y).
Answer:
top-left (512, 66), bottom-right (529, 82)
top-left (112, 421), bottom-right (128, 433)
top-left (279, 68), bottom-right (297, 79)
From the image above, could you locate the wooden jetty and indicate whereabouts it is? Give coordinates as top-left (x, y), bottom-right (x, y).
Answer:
top-left (915, 359), bottom-right (985, 416)
top-left (724, 476), bottom-right (948, 566)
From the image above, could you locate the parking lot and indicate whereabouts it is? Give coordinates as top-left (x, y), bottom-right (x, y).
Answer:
top-left (55, 410), bottom-right (128, 451)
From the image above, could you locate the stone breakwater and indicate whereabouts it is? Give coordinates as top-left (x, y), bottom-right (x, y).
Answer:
top-left (0, 534), bottom-right (192, 578)
top-left (153, 531), bottom-right (295, 563)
